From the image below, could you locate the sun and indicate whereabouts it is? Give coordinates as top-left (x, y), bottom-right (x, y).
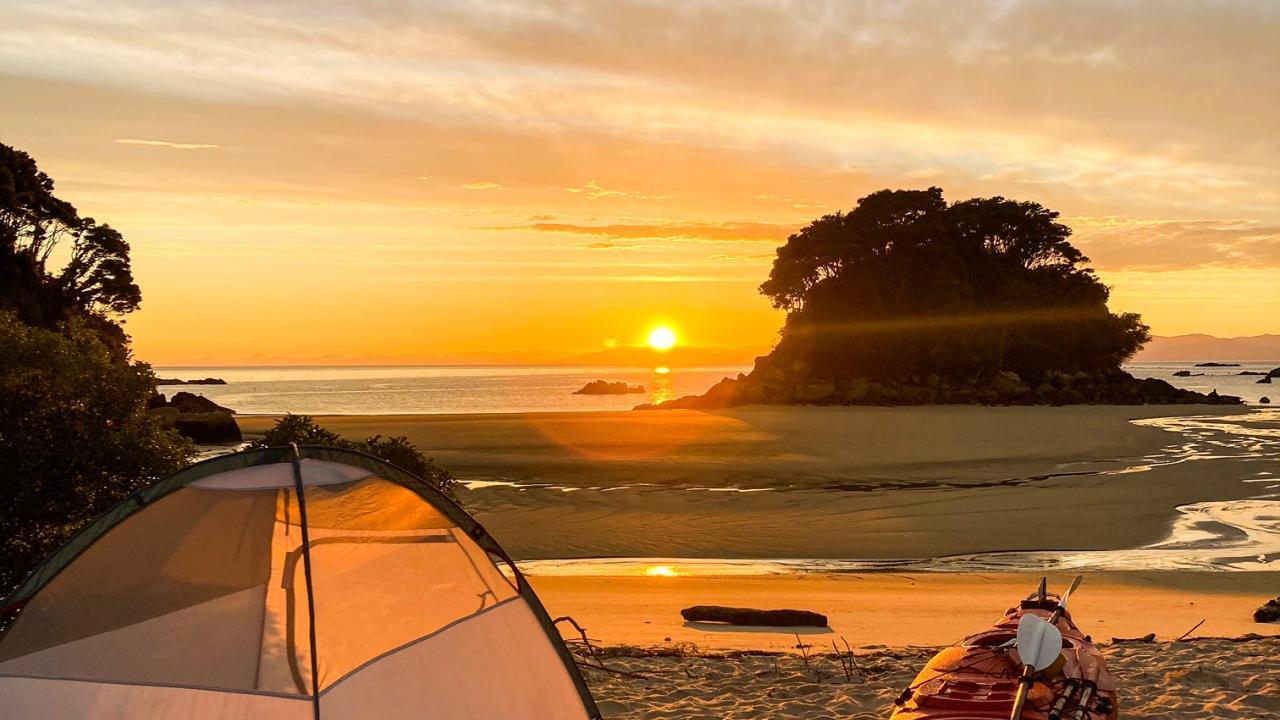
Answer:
top-left (648, 326), bottom-right (677, 352)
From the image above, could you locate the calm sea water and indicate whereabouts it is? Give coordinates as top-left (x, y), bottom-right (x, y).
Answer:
top-left (153, 365), bottom-right (750, 415)
top-left (153, 361), bottom-right (1274, 416)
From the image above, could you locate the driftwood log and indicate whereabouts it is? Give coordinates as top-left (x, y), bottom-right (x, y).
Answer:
top-left (681, 605), bottom-right (828, 627)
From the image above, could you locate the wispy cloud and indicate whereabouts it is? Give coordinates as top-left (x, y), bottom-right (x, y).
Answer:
top-left (756, 194), bottom-right (825, 210)
top-left (566, 180), bottom-right (671, 201)
top-left (1074, 217), bottom-right (1280, 271)
top-left (115, 138), bottom-right (217, 150)
top-left (460, 181), bottom-right (501, 190)
top-left (528, 221), bottom-right (790, 243)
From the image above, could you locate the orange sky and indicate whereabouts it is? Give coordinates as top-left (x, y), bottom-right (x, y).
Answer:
top-left (1, 1), bottom-right (1277, 365)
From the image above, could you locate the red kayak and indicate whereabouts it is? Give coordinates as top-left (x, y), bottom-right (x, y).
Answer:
top-left (891, 579), bottom-right (1118, 720)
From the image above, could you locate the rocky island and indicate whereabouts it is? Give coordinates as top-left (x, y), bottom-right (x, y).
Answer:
top-left (642, 189), bottom-right (1242, 410)
top-left (575, 380), bottom-right (645, 395)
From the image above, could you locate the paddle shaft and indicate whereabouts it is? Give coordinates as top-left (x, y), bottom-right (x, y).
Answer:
top-left (1009, 664), bottom-right (1035, 720)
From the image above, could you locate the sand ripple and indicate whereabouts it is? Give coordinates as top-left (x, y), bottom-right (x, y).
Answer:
top-left (585, 635), bottom-right (1280, 719)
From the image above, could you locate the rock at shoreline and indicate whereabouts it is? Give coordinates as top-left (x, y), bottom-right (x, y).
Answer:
top-left (1259, 376), bottom-right (1273, 384)
top-left (156, 377), bottom-right (227, 385)
top-left (1195, 362), bottom-right (1240, 367)
top-left (169, 391), bottom-right (231, 414)
top-left (1261, 397), bottom-right (1271, 405)
top-left (175, 412), bottom-right (242, 443)
top-left (1269, 366), bottom-right (1280, 378)
top-left (574, 380), bottom-right (644, 395)
top-left (641, 359), bottom-right (1243, 411)
top-left (1238, 371), bottom-right (1267, 376)
top-left (147, 391), bottom-right (241, 443)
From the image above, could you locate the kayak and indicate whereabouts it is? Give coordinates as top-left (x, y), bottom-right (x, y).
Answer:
top-left (890, 580), bottom-right (1118, 720)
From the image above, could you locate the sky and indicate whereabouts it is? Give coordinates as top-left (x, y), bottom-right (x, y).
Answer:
top-left (1, 0), bottom-right (1277, 365)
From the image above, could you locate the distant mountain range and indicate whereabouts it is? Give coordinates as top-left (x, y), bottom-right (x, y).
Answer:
top-left (1134, 334), bottom-right (1280, 362)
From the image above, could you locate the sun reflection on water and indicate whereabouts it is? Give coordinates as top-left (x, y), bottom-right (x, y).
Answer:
top-left (650, 367), bottom-right (674, 405)
top-left (644, 565), bottom-right (678, 577)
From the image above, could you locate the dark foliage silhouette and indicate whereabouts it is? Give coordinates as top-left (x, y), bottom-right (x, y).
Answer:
top-left (248, 414), bottom-right (458, 495)
top-left (759, 187), bottom-right (1149, 385)
top-left (648, 187), bottom-right (1235, 408)
top-left (1, 143), bottom-right (140, 350)
top-left (0, 311), bottom-right (193, 593)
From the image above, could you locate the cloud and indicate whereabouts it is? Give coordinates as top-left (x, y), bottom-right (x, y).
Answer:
top-left (1073, 217), bottom-right (1280, 272)
top-left (756, 194), bottom-right (825, 210)
top-left (582, 241), bottom-right (637, 250)
top-left (529, 221), bottom-right (791, 243)
top-left (115, 138), bottom-right (217, 150)
top-left (460, 181), bottom-right (501, 190)
top-left (566, 180), bottom-right (671, 201)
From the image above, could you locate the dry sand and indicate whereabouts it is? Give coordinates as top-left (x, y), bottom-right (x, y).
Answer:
top-left (531, 572), bottom-right (1279, 652)
top-left (543, 573), bottom-right (1280, 718)
top-left (583, 635), bottom-right (1280, 719)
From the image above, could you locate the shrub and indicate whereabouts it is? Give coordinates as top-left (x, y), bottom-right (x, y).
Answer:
top-left (247, 414), bottom-right (457, 495)
top-left (0, 311), bottom-right (193, 592)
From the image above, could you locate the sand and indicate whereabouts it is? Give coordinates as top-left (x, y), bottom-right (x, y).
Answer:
top-left (544, 572), bottom-right (1280, 718)
top-left (238, 405), bottom-right (1267, 560)
top-left (583, 635), bottom-right (1280, 719)
top-left (237, 407), bottom-right (1280, 716)
top-left (530, 572), bottom-right (1279, 652)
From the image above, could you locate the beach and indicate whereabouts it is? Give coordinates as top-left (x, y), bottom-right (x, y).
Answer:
top-left (240, 404), bottom-right (1280, 716)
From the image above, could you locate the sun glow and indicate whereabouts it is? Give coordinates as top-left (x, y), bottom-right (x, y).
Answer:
top-left (644, 565), bottom-right (678, 577)
top-left (647, 326), bottom-right (677, 351)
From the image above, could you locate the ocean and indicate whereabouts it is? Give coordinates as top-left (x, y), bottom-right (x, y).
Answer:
top-left (152, 361), bottom-right (1276, 415)
top-left (153, 364), bottom-right (750, 415)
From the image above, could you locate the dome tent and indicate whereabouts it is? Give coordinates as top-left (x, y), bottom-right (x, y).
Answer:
top-left (0, 446), bottom-right (600, 719)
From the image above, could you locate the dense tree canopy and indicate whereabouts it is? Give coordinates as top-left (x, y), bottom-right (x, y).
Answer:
top-left (759, 187), bottom-right (1149, 385)
top-left (0, 143), bottom-right (140, 349)
top-left (0, 311), bottom-right (193, 592)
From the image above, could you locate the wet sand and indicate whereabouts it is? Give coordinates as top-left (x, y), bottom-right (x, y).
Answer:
top-left (238, 405), bottom-right (1272, 562)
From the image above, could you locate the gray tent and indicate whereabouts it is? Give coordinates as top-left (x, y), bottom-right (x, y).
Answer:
top-left (0, 446), bottom-right (600, 719)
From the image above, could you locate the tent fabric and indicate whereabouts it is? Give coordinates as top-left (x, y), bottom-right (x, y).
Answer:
top-left (0, 446), bottom-right (600, 719)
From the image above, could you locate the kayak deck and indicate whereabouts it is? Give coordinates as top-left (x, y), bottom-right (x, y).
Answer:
top-left (891, 599), bottom-right (1118, 720)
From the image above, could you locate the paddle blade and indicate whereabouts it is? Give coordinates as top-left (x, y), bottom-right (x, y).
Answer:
top-left (1059, 575), bottom-right (1083, 610)
top-left (1016, 615), bottom-right (1063, 671)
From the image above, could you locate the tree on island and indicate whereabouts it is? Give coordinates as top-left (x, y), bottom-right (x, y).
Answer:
top-left (0, 144), bottom-right (191, 593)
top-left (651, 187), bottom-right (1237, 408)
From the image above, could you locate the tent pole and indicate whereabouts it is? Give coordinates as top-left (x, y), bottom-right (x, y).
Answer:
top-left (290, 444), bottom-right (323, 720)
